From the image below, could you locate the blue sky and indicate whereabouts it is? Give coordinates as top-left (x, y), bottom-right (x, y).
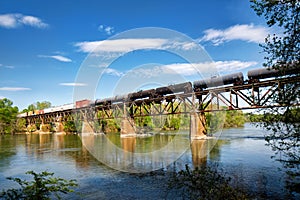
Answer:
top-left (0, 0), bottom-right (273, 110)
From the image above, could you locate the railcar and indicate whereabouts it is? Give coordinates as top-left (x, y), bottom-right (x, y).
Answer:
top-left (17, 112), bottom-right (28, 118)
top-left (247, 67), bottom-right (299, 83)
top-left (44, 108), bottom-right (52, 114)
top-left (193, 72), bottom-right (244, 91)
top-left (95, 97), bottom-right (114, 106)
top-left (170, 82), bottom-right (193, 94)
top-left (112, 94), bottom-right (128, 103)
top-left (76, 99), bottom-right (91, 108)
top-left (62, 103), bottom-right (75, 110)
top-left (128, 89), bottom-right (156, 101)
top-left (155, 82), bottom-right (192, 97)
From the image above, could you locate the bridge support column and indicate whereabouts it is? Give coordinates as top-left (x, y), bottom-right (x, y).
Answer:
top-left (40, 124), bottom-right (51, 132)
top-left (54, 115), bottom-right (64, 133)
top-left (190, 112), bottom-right (207, 140)
top-left (82, 121), bottom-right (94, 133)
top-left (121, 117), bottom-right (136, 137)
top-left (26, 118), bottom-right (37, 133)
top-left (39, 118), bottom-right (51, 132)
top-left (54, 122), bottom-right (64, 132)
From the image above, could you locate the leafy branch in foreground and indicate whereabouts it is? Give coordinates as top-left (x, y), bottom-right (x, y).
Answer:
top-left (0, 171), bottom-right (78, 200)
top-left (250, 0), bottom-right (300, 195)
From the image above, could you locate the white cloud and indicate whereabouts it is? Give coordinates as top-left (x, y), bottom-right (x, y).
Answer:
top-left (98, 24), bottom-right (115, 35)
top-left (38, 55), bottom-right (72, 62)
top-left (103, 68), bottom-right (123, 77)
top-left (0, 87), bottom-right (31, 91)
top-left (0, 64), bottom-right (15, 69)
top-left (200, 24), bottom-right (269, 45)
top-left (130, 61), bottom-right (257, 77)
top-left (75, 38), bottom-right (169, 53)
top-left (214, 60), bottom-right (258, 72)
top-left (59, 83), bottom-right (87, 86)
top-left (0, 13), bottom-right (48, 29)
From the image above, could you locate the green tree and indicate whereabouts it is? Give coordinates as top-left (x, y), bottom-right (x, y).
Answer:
top-left (0, 171), bottom-right (78, 200)
top-left (223, 110), bottom-right (245, 128)
top-left (0, 98), bottom-right (19, 135)
top-left (23, 101), bottom-right (52, 113)
top-left (36, 101), bottom-right (51, 110)
top-left (251, 0), bottom-right (300, 194)
top-left (63, 121), bottom-right (77, 133)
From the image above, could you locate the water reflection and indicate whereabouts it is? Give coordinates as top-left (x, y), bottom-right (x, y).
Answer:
top-left (81, 133), bottom-right (190, 173)
top-left (190, 140), bottom-right (207, 167)
top-left (0, 124), bottom-right (292, 199)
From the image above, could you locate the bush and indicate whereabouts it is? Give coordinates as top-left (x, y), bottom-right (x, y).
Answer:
top-left (0, 171), bottom-right (78, 200)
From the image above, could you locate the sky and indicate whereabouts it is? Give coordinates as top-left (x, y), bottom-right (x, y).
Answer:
top-left (0, 0), bottom-right (274, 110)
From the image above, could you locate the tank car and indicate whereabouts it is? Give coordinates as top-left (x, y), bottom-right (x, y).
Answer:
top-left (155, 86), bottom-right (172, 96)
top-left (112, 94), bottom-right (128, 103)
top-left (193, 72), bottom-right (244, 91)
top-left (155, 82), bottom-right (192, 97)
top-left (169, 82), bottom-right (193, 94)
top-left (95, 98), bottom-right (112, 106)
top-left (128, 89), bottom-right (155, 101)
top-left (247, 67), bottom-right (299, 83)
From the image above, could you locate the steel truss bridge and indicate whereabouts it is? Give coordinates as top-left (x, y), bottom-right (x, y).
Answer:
top-left (21, 74), bottom-right (300, 138)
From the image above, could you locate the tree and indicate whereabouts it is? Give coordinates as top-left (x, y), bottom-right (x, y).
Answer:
top-left (36, 101), bottom-right (51, 110)
top-left (0, 171), bottom-right (78, 200)
top-left (23, 101), bottom-right (52, 113)
top-left (251, 0), bottom-right (300, 194)
top-left (0, 98), bottom-right (19, 135)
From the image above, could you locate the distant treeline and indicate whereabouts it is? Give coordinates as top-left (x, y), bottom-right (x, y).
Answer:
top-left (245, 108), bottom-right (300, 123)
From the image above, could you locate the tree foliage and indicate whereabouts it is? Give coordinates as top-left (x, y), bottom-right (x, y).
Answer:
top-left (251, 0), bottom-right (300, 66)
top-left (251, 0), bottom-right (300, 194)
top-left (22, 101), bottom-right (51, 112)
top-left (0, 171), bottom-right (78, 200)
top-left (0, 98), bottom-right (19, 134)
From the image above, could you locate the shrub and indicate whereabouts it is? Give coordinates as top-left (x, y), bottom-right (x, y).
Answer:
top-left (0, 171), bottom-right (78, 200)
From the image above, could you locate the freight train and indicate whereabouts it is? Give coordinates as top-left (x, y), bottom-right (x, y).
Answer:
top-left (247, 67), bottom-right (299, 83)
top-left (18, 100), bottom-right (91, 118)
top-left (19, 67), bottom-right (298, 118)
top-left (193, 72), bottom-right (243, 92)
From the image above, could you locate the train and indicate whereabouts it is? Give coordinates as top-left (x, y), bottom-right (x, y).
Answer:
top-left (18, 100), bottom-right (90, 118)
top-left (19, 67), bottom-right (298, 118)
top-left (247, 67), bottom-right (299, 83)
top-left (193, 72), bottom-right (244, 92)
top-left (155, 82), bottom-right (193, 97)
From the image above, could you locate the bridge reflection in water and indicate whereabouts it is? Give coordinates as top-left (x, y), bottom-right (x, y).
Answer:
top-left (80, 132), bottom-right (213, 172)
top-left (18, 131), bottom-right (220, 172)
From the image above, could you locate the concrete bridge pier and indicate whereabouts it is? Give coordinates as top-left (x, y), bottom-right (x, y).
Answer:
top-left (54, 115), bottom-right (64, 133)
top-left (39, 118), bottom-right (51, 132)
top-left (82, 121), bottom-right (94, 133)
top-left (54, 122), bottom-right (64, 132)
top-left (190, 112), bottom-right (207, 140)
top-left (120, 103), bottom-right (136, 137)
top-left (121, 117), bottom-right (136, 137)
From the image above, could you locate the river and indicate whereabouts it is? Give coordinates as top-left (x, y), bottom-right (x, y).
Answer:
top-left (0, 123), bottom-right (294, 199)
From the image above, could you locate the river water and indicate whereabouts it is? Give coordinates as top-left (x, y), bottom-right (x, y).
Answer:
top-left (0, 123), bottom-right (294, 199)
